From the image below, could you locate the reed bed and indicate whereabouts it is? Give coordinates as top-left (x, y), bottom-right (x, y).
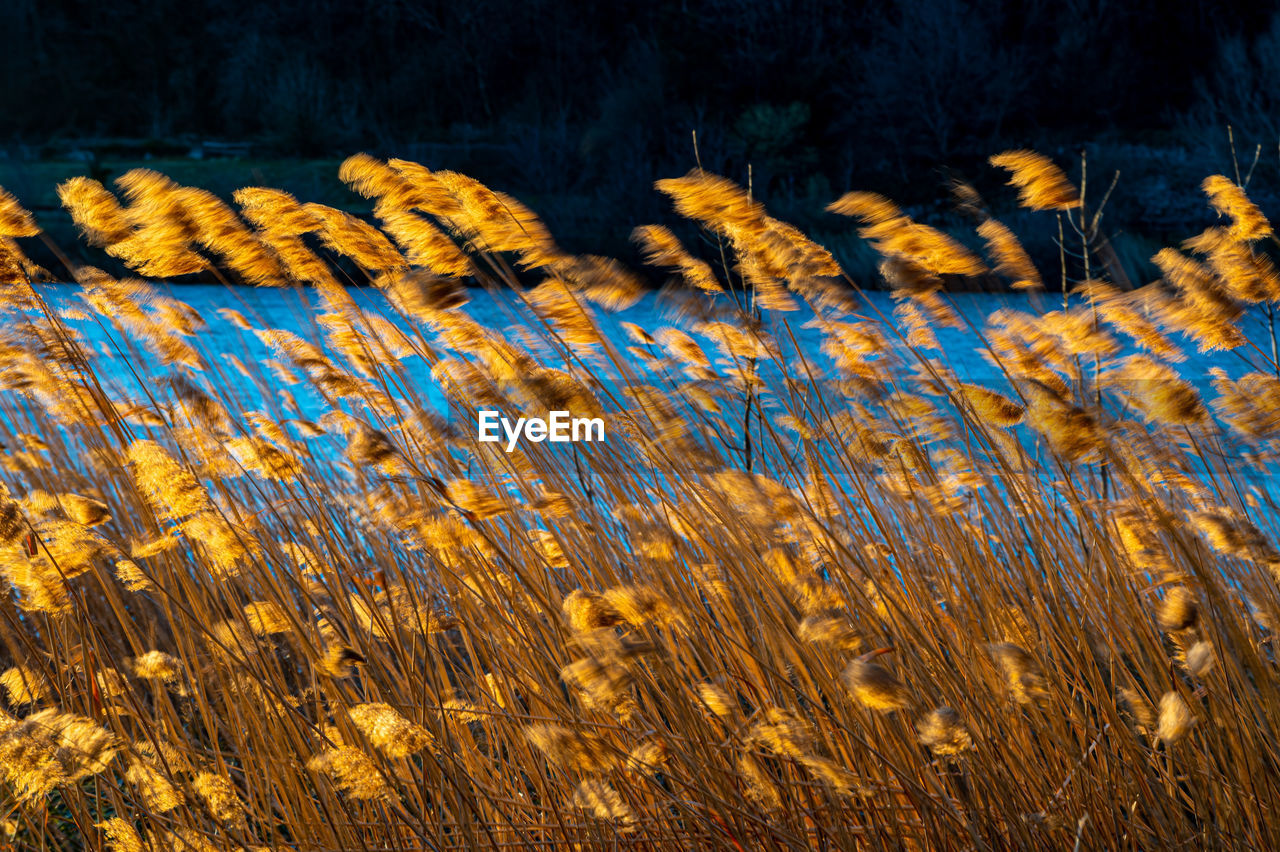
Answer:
top-left (0, 150), bottom-right (1278, 850)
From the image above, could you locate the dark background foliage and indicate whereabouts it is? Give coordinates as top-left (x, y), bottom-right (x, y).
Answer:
top-left (2, 0), bottom-right (1279, 277)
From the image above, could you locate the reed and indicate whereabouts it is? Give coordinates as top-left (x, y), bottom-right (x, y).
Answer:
top-left (0, 150), bottom-right (1277, 850)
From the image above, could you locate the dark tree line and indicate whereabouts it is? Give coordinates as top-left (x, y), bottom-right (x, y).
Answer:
top-left (1, 0), bottom-right (1277, 203)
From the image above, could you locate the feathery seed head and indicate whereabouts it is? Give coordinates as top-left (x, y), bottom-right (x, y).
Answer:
top-left (1202, 175), bottom-right (1271, 242)
top-left (307, 746), bottom-right (390, 800)
top-left (1156, 586), bottom-right (1198, 632)
top-left (989, 642), bottom-right (1049, 705)
top-left (1157, 691), bottom-right (1196, 744)
top-left (918, 707), bottom-right (974, 756)
top-left (978, 219), bottom-right (1042, 290)
top-left (243, 601), bottom-right (292, 636)
top-left (126, 757), bottom-right (185, 812)
top-left (524, 723), bottom-right (617, 773)
top-left (1185, 641), bottom-right (1216, 678)
top-left (348, 702), bottom-right (436, 758)
top-left (193, 771), bottom-right (247, 829)
top-left (0, 188), bottom-right (39, 238)
top-left (697, 682), bottom-right (735, 718)
top-left (989, 150), bottom-right (1081, 210)
top-left (58, 178), bottom-right (131, 246)
top-left (97, 818), bottom-right (147, 852)
top-left (572, 778), bottom-right (637, 829)
top-left (0, 666), bottom-right (49, 705)
top-left (842, 650), bottom-right (910, 712)
top-left (132, 651), bottom-right (181, 681)
top-left (126, 440), bottom-right (211, 520)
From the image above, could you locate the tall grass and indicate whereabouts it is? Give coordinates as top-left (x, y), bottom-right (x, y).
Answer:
top-left (0, 149), bottom-right (1278, 850)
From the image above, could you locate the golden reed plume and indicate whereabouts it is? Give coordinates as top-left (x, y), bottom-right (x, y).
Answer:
top-left (0, 149), bottom-right (1273, 851)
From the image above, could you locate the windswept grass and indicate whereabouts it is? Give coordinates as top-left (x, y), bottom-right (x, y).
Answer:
top-left (0, 151), bottom-right (1278, 849)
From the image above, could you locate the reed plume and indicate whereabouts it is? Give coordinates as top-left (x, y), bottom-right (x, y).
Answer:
top-left (0, 149), bottom-right (1275, 852)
